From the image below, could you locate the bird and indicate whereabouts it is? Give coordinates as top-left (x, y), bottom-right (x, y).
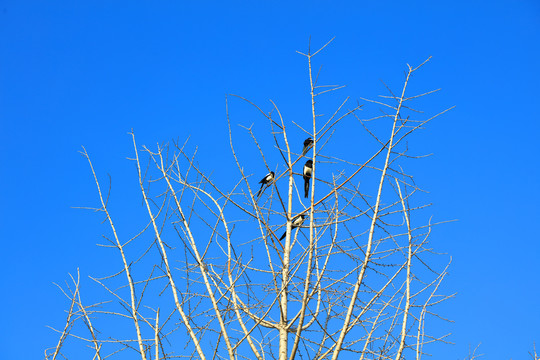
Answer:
top-left (256, 171), bottom-right (275, 198)
top-left (279, 214), bottom-right (307, 241)
top-left (303, 160), bottom-right (313, 198)
top-left (302, 137), bottom-right (313, 156)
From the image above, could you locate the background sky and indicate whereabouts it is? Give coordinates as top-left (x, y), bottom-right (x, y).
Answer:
top-left (1, 1), bottom-right (539, 359)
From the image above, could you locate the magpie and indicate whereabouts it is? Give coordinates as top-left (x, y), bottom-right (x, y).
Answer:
top-left (302, 137), bottom-right (314, 156)
top-left (303, 160), bottom-right (313, 198)
top-left (256, 171), bottom-right (275, 198)
top-left (279, 214), bottom-right (307, 241)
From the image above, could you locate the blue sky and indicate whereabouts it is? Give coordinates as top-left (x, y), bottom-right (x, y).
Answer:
top-left (1, 1), bottom-right (539, 359)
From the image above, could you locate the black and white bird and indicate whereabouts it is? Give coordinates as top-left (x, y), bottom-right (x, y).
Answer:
top-left (279, 214), bottom-right (307, 241)
top-left (303, 160), bottom-right (313, 198)
top-left (256, 171), bottom-right (275, 198)
top-left (302, 137), bottom-right (314, 156)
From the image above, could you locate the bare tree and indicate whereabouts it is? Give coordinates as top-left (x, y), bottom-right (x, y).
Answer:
top-left (463, 343), bottom-right (483, 360)
top-left (46, 40), bottom-right (453, 360)
top-left (530, 343), bottom-right (539, 360)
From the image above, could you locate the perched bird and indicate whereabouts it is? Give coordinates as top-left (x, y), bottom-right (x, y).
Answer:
top-left (279, 214), bottom-right (307, 241)
top-left (256, 171), bottom-right (275, 198)
top-left (302, 137), bottom-right (314, 156)
top-left (303, 160), bottom-right (313, 198)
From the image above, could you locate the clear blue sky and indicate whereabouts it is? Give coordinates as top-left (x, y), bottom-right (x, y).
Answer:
top-left (1, 1), bottom-right (539, 359)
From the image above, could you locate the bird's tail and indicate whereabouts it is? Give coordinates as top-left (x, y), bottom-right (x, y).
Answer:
top-left (256, 183), bottom-right (264, 198)
top-left (279, 231), bottom-right (287, 241)
top-left (302, 147), bottom-right (308, 156)
top-left (304, 178), bottom-right (310, 198)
